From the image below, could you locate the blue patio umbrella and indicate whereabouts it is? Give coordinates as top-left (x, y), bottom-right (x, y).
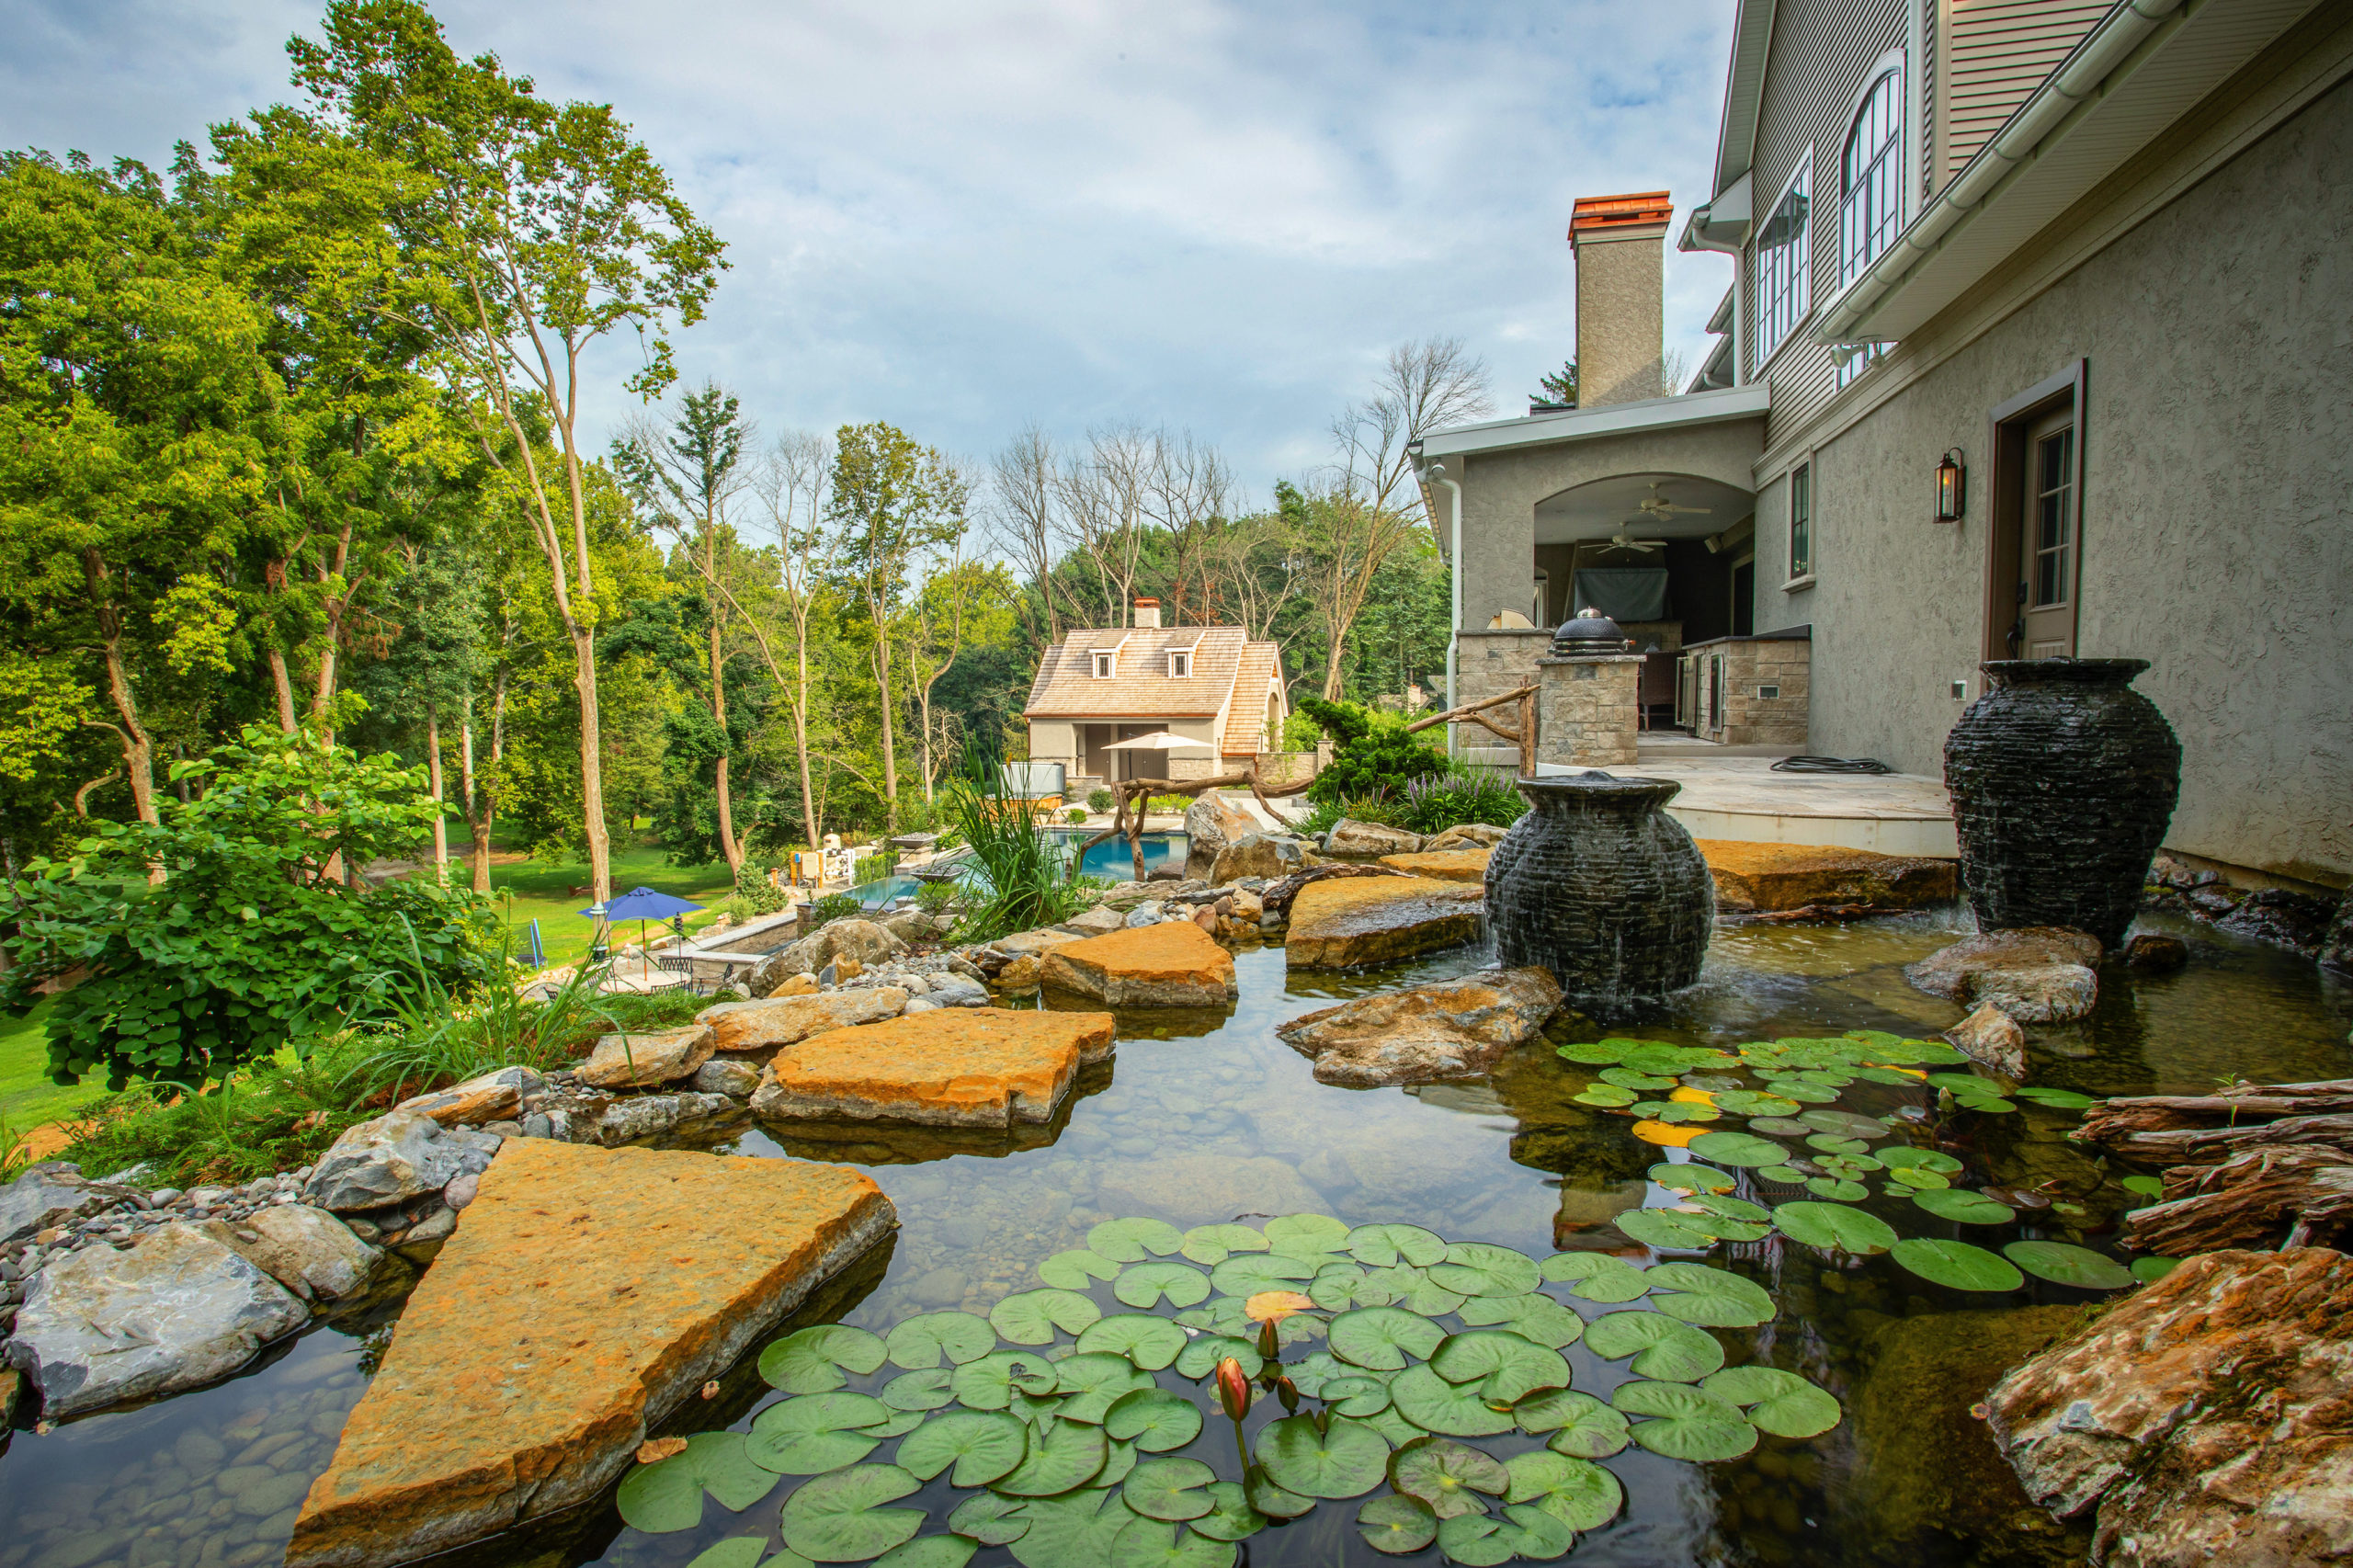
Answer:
top-left (579, 886), bottom-right (707, 961)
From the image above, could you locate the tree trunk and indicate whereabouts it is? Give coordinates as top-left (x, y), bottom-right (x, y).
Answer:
top-left (792, 629), bottom-right (823, 854)
top-left (426, 706), bottom-right (448, 881)
top-left (710, 617), bottom-right (741, 873)
top-left (267, 648), bottom-right (300, 733)
top-left (462, 713), bottom-right (492, 894)
top-left (1322, 632), bottom-right (1347, 701)
top-left (85, 552), bottom-right (160, 829)
top-left (571, 621), bottom-right (612, 902)
top-left (874, 636), bottom-right (899, 819)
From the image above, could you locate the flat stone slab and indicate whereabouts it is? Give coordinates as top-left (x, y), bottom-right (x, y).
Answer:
top-left (697, 989), bottom-right (908, 1053)
top-left (287, 1140), bottom-right (893, 1568)
top-left (1286, 876), bottom-right (1483, 969)
top-left (1039, 922), bottom-right (1237, 1006)
top-left (577, 1025), bottom-right (715, 1088)
top-left (1696, 838), bottom-right (1955, 913)
top-left (757, 1008), bottom-right (1116, 1127)
top-left (1377, 849), bottom-right (1493, 882)
top-left (1277, 967), bottom-right (1563, 1086)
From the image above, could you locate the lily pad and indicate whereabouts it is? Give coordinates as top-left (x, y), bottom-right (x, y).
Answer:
top-left (1756, 1164), bottom-right (1811, 1186)
top-left (1573, 1084), bottom-right (1638, 1108)
top-left (1454, 1292), bottom-right (1585, 1349)
top-left (1097, 1439), bottom-right (1138, 1491)
top-left (896, 1410), bottom-right (1030, 1486)
top-left (2130, 1256), bottom-right (2179, 1283)
top-left (1344, 1222), bottom-right (1448, 1268)
top-left (949, 1352), bottom-right (1060, 1411)
top-left (1329, 1305), bottom-right (1446, 1370)
top-left (1074, 1313), bottom-right (1188, 1371)
top-left (1877, 1145), bottom-right (1963, 1173)
top-left (1365, 1264), bottom-right (1469, 1316)
top-left (1051, 1354), bottom-right (1155, 1423)
top-left (1104, 1388), bottom-right (1204, 1452)
top-left (1615, 1208), bottom-right (1721, 1250)
top-left (1611, 1381), bottom-right (1756, 1462)
top-left (1889, 1238), bottom-right (2024, 1292)
top-left (1321, 1374), bottom-right (1393, 1417)
top-left (886, 1312), bottom-right (998, 1370)
top-left (992, 1290), bottom-right (1105, 1346)
top-left (682, 1540), bottom-right (776, 1568)
top-left (1771, 1201), bottom-right (1897, 1256)
top-left (1123, 1457), bottom-right (1217, 1521)
top-left (1179, 1224), bottom-right (1267, 1266)
top-left (947, 1493), bottom-right (1031, 1546)
top-left (2013, 1086), bottom-right (2098, 1109)
top-left (1264, 1212), bottom-right (1352, 1256)
top-left (994, 1417), bottom-right (1109, 1497)
top-left (1388, 1363), bottom-right (1517, 1437)
top-left (875, 1540), bottom-right (976, 1568)
top-left (1255, 1414), bottom-right (1392, 1499)
top-left (1307, 1264), bottom-right (1397, 1312)
top-left (882, 1369), bottom-right (958, 1412)
top-left (1699, 1367), bottom-right (1842, 1438)
top-left (1805, 1177), bottom-right (1870, 1201)
top-left (1387, 1437), bottom-right (1508, 1517)
top-left (746, 1393), bottom-right (894, 1474)
top-left (866, 1411), bottom-right (927, 1439)
top-left (1599, 1066), bottom-right (1677, 1089)
top-left (1799, 1108), bottom-right (1891, 1140)
top-left (762, 1325), bottom-right (891, 1394)
top-left (1582, 1310), bottom-right (1724, 1381)
top-left (1909, 1187), bottom-right (2014, 1225)
top-left (1172, 1334), bottom-right (1262, 1380)
top-left (1748, 1116), bottom-right (1815, 1138)
top-left (1005, 1489), bottom-right (1131, 1568)
top-left (1188, 1483), bottom-right (1266, 1543)
top-left (1438, 1506), bottom-right (1574, 1566)
top-left (1087, 1217), bottom-right (1186, 1263)
top-left (618, 1432), bottom-right (784, 1532)
top-left (1113, 1262), bottom-right (1211, 1310)
top-left (1712, 1089), bottom-right (1803, 1117)
top-left (1643, 1262), bottom-right (1776, 1328)
top-left (1886, 1165), bottom-right (1951, 1190)
top-left (1207, 1253), bottom-right (1316, 1297)
top-left (1243, 1466), bottom-right (1315, 1520)
top-left (1503, 1449), bottom-right (1622, 1530)
top-left (1039, 1251), bottom-right (1124, 1291)
top-left (779, 1464), bottom-right (926, 1562)
top-left (1649, 1163), bottom-right (1737, 1194)
top-left (1108, 1519), bottom-right (1233, 1568)
top-left (1356, 1494), bottom-right (1438, 1554)
top-left (2003, 1240), bottom-right (2136, 1290)
top-left (1516, 1390), bottom-right (1631, 1459)
top-left (1428, 1242), bottom-right (1540, 1298)
top-left (1430, 1331), bottom-right (1572, 1403)
top-left (1540, 1252), bottom-right (1651, 1303)
top-left (1687, 1131), bottom-right (1790, 1167)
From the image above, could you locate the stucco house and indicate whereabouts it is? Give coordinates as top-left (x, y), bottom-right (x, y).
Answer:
top-left (1417, 0), bottom-right (2352, 895)
top-left (1022, 599), bottom-right (1289, 798)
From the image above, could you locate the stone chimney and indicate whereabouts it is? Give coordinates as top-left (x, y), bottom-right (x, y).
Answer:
top-left (1570, 192), bottom-right (1673, 408)
top-left (1132, 597), bottom-right (1162, 629)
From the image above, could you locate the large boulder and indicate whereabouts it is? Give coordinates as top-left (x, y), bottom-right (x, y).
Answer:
top-left (697, 990), bottom-right (907, 1053)
top-left (7, 1223), bottom-right (308, 1417)
top-left (1424, 824), bottom-right (1510, 851)
top-left (1944, 1002), bottom-right (2026, 1077)
top-left (576, 1025), bottom-right (717, 1088)
top-left (1039, 921), bottom-right (1239, 1007)
top-left (756, 1008), bottom-right (1117, 1127)
top-left (199, 1204), bottom-right (381, 1301)
top-left (1905, 928), bottom-right (2102, 1023)
top-left (1377, 849), bottom-right (1492, 883)
top-left (1, 1162), bottom-right (133, 1247)
top-left (304, 1111), bottom-right (501, 1213)
top-left (749, 919), bottom-right (908, 996)
top-left (1321, 818), bottom-right (1426, 860)
top-left (1286, 876), bottom-right (1484, 969)
top-left (287, 1141), bottom-right (894, 1568)
top-left (1986, 1246), bottom-right (2353, 1567)
top-left (394, 1066), bottom-right (545, 1128)
top-left (1277, 967), bottom-right (1563, 1086)
top-left (1210, 832), bottom-right (1314, 883)
top-left (534, 1090), bottom-right (740, 1147)
top-left (1183, 790), bottom-right (1257, 881)
top-left (1698, 838), bottom-right (1957, 914)
top-left (1063, 904), bottom-right (1130, 936)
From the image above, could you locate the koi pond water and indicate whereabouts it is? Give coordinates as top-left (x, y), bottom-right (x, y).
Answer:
top-left (3, 908), bottom-right (2347, 1568)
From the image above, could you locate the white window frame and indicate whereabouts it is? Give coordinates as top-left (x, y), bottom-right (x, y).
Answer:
top-left (1167, 650), bottom-right (1192, 679)
top-left (1836, 57), bottom-right (1906, 388)
top-left (1753, 150), bottom-right (1813, 369)
top-left (1090, 651), bottom-right (1116, 678)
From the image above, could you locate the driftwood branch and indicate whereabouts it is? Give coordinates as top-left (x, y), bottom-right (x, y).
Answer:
top-left (2124, 1144), bottom-right (2353, 1254)
top-left (2075, 1080), bottom-right (2353, 1142)
top-left (1403, 685), bottom-right (1536, 736)
top-left (2084, 1111), bottom-right (2353, 1168)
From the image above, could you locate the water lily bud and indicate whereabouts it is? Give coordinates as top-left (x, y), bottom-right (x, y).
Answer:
top-left (1275, 1375), bottom-right (1300, 1415)
top-left (1215, 1357), bottom-right (1252, 1422)
top-left (1257, 1318), bottom-right (1279, 1360)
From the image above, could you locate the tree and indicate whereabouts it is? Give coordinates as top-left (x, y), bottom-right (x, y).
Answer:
top-left (1332, 337), bottom-right (1495, 548)
top-left (1532, 360), bottom-right (1578, 409)
top-left (290, 0), bottom-right (726, 901)
top-left (749, 430), bottom-right (836, 850)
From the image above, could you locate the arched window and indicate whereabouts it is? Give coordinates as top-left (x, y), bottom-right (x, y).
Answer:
top-left (1836, 67), bottom-right (1904, 385)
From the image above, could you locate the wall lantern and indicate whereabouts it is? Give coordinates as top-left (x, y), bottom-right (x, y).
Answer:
top-left (1936, 449), bottom-right (1967, 523)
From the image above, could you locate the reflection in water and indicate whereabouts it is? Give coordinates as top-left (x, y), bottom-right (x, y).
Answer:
top-left (2, 912), bottom-right (2346, 1568)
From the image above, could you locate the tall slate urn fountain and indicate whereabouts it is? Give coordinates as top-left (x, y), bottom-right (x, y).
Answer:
top-left (1485, 773), bottom-right (1714, 1017)
top-left (1944, 658), bottom-right (2181, 949)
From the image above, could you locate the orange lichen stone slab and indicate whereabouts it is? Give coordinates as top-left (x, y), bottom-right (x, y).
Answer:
top-left (287, 1139), bottom-right (893, 1568)
top-left (1285, 877), bottom-right (1483, 969)
top-left (1039, 921), bottom-right (1238, 1006)
top-left (765, 1007), bottom-right (1116, 1126)
top-left (1375, 849), bottom-right (1493, 882)
top-left (1696, 839), bottom-right (1955, 913)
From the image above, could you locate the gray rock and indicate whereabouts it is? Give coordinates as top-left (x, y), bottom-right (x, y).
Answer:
top-left (903, 996), bottom-right (941, 1014)
top-left (1209, 832), bottom-right (1314, 884)
top-left (576, 1025), bottom-right (718, 1088)
top-left (1320, 818), bottom-right (1426, 860)
top-left (1183, 791), bottom-right (1257, 881)
top-left (881, 909), bottom-right (936, 944)
top-left (1060, 905), bottom-right (1127, 936)
top-left (927, 976), bottom-right (990, 1007)
top-left (697, 989), bottom-right (907, 1052)
top-left (197, 1206), bottom-right (380, 1301)
top-left (1275, 968), bottom-right (1563, 1086)
top-left (303, 1111), bottom-right (501, 1212)
top-left (1, 1165), bottom-right (133, 1248)
top-left (692, 1059), bottom-right (764, 1098)
top-left (1943, 1002), bottom-right (2026, 1077)
top-left (1122, 901), bottom-right (1167, 929)
top-left (563, 1092), bottom-right (739, 1147)
top-left (1904, 928), bottom-right (2102, 1023)
top-left (1424, 824), bottom-right (1511, 851)
top-left (443, 1172), bottom-right (481, 1210)
top-left (6, 1223), bottom-right (307, 1416)
top-left (392, 1065), bottom-right (547, 1128)
top-left (749, 919), bottom-right (910, 996)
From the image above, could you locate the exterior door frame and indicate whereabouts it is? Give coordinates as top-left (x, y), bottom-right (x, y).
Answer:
top-left (1981, 359), bottom-right (2088, 662)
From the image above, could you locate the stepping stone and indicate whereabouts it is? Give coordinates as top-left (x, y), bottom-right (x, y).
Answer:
top-left (1039, 922), bottom-right (1238, 1006)
top-left (1377, 848), bottom-right (1493, 882)
top-left (1696, 839), bottom-right (1956, 914)
top-left (756, 1008), bottom-right (1116, 1127)
top-left (1285, 876), bottom-right (1483, 969)
top-left (287, 1140), bottom-right (892, 1568)
top-left (1276, 967), bottom-right (1563, 1086)
top-left (576, 1025), bottom-right (716, 1087)
top-left (697, 988), bottom-right (908, 1053)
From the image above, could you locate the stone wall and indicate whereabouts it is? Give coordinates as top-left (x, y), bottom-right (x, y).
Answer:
top-left (1456, 629), bottom-right (1551, 715)
top-left (1254, 751), bottom-right (1317, 786)
top-left (1686, 635), bottom-right (1810, 746)
top-left (1537, 655), bottom-right (1642, 767)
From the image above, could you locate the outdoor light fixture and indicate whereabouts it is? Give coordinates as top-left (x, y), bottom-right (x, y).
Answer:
top-left (1936, 449), bottom-right (1966, 523)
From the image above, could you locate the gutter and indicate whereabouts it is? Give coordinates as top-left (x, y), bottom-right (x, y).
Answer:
top-left (1813, 0), bottom-right (2188, 345)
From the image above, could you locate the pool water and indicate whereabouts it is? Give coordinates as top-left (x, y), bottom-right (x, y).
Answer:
top-left (3, 908), bottom-right (2346, 1568)
top-left (850, 834), bottom-right (1185, 908)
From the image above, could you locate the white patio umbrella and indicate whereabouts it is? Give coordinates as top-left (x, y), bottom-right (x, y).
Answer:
top-left (1098, 730), bottom-right (1211, 783)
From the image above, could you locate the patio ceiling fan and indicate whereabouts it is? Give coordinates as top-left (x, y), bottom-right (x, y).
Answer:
top-left (1596, 525), bottom-right (1665, 555)
top-left (1635, 482), bottom-right (1711, 521)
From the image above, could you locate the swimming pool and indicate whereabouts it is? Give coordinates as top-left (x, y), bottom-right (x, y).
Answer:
top-left (847, 830), bottom-right (1185, 907)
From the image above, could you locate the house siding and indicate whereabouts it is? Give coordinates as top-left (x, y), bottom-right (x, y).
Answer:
top-left (1937, 0), bottom-right (2114, 186)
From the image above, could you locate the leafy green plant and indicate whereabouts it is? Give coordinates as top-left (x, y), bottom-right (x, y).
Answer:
top-left (915, 880), bottom-right (962, 915)
top-left (807, 894), bottom-right (867, 933)
top-left (942, 742), bottom-right (1094, 942)
top-left (1, 1113), bottom-right (31, 1183)
top-left (1145, 795), bottom-right (1194, 814)
top-left (1064, 808), bottom-right (1088, 825)
top-left (1398, 762), bottom-right (1526, 835)
top-left (735, 861), bottom-right (790, 916)
top-left (339, 938), bottom-right (620, 1103)
top-left (1086, 789), bottom-right (1116, 814)
top-left (850, 851), bottom-right (900, 887)
top-left (1294, 698), bottom-right (1443, 807)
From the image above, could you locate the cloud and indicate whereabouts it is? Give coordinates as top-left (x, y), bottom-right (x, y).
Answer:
top-left (0, 0), bottom-right (1739, 500)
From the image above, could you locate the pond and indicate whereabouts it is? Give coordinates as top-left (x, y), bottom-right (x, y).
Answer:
top-left (3, 907), bottom-right (2346, 1568)
top-left (850, 835), bottom-right (1186, 909)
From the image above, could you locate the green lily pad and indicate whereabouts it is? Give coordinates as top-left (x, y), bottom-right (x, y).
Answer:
top-left (1556, 1040), bottom-right (1631, 1064)
top-left (618, 1432), bottom-right (784, 1532)
top-left (1006, 1489), bottom-right (1131, 1568)
top-left (1207, 1253), bottom-right (1316, 1297)
top-left (994, 1417), bottom-right (1109, 1496)
top-left (1649, 1163), bottom-right (1737, 1194)
top-left (1454, 1292), bottom-right (1585, 1349)
top-left (1329, 1305), bottom-right (1446, 1370)
top-left (1598, 1066), bottom-right (1677, 1089)
top-left (761, 1325), bottom-right (891, 1394)
top-left (1108, 1518), bottom-right (1233, 1568)
top-left (1886, 1165), bottom-right (1951, 1190)
top-left (1889, 1238), bottom-right (2025, 1292)
top-left (1516, 1390), bottom-right (1630, 1458)
top-left (1503, 1449), bottom-right (1622, 1530)
top-left (779, 1464), bottom-right (926, 1562)
top-left (947, 1493), bottom-right (1031, 1546)
top-left (1427, 1243), bottom-right (1540, 1298)
top-left (896, 1410), bottom-right (1030, 1486)
top-left (1877, 1146), bottom-right (1963, 1173)
top-left (882, 1369), bottom-right (958, 1412)
top-left (1805, 1177), bottom-right (1870, 1201)
top-left (885, 1312), bottom-right (997, 1370)
top-left (1343, 1223), bottom-right (1448, 1268)
top-left (2013, 1086), bottom-right (2097, 1109)
top-left (1365, 1264), bottom-right (1469, 1316)
top-left (1318, 1373), bottom-right (1392, 1417)
top-left (1051, 1354), bottom-right (1156, 1423)
top-left (1631, 1099), bottom-right (1720, 1123)
top-left (1104, 1388), bottom-right (1204, 1452)
top-left (1611, 1381), bottom-right (1756, 1462)
top-left (865, 1411), bottom-right (927, 1439)
top-left (1387, 1436), bottom-right (1508, 1517)
top-left (1438, 1506), bottom-right (1574, 1565)
top-left (1573, 1084), bottom-right (1639, 1108)
top-left (1800, 1108), bottom-right (1892, 1139)
top-left (1264, 1213), bottom-right (1352, 1257)
top-left (1172, 1334), bottom-right (1261, 1380)
top-left (1699, 1367), bottom-right (1842, 1438)
top-left (1273, 1350), bottom-right (1353, 1398)
top-left (1254, 1413), bottom-right (1391, 1499)
top-left (1615, 1208), bottom-right (1722, 1250)
top-left (993, 1290), bottom-right (1104, 1346)
top-left (1113, 1262), bottom-right (1211, 1310)
top-left (1756, 1164), bottom-right (1811, 1186)
top-left (1643, 1263), bottom-right (1775, 1328)
top-left (1097, 1439), bottom-right (1138, 1491)
top-left (2130, 1256), bottom-right (2179, 1283)
top-left (1759, 1077), bottom-right (1839, 1104)
top-left (1582, 1310), bottom-right (1724, 1381)
top-left (949, 1352), bottom-right (1060, 1411)
top-left (1687, 1131), bottom-right (1790, 1167)
top-left (1850, 1066), bottom-right (1927, 1086)
top-left (1188, 1483), bottom-right (1266, 1542)
top-left (1179, 1225), bottom-right (1267, 1266)
top-left (874, 1539), bottom-right (976, 1568)
top-left (1243, 1466), bottom-right (1314, 1520)
top-left (1749, 1117), bottom-right (1816, 1138)
top-left (1122, 1457), bottom-right (1217, 1521)
top-left (1805, 1133), bottom-right (1869, 1154)
top-left (1430, 1331), bottom-right (1571, 1403)
top-left (1389, 1363), bottom-right (1516, 1437)
top-left (1909, 1187), bottom-right (2014, 1224)
top-left (2003, 1240), bottom-right (2136, 1290)
top-left (1039, 1251), bottom-right (1125, 1290)
top-left (682, 1540), bottom-right (778, 1568)
top-left (1712, 1089), bottom-right (1803, 1117)
top-left (746, 1392), bottom-right (894, 1474)
top-left (2119, 1175), bottom-right (2164, 1199)
top-left (1088, 1218), bottom-right (1186, 1263)
top-left (1771, 1201), bottom-right (1897, 1256)
top-left (1307, 1264), bottom-right (1398, 1312)
top-left (1540, 1252), bottom-right (1652, 1303)
top-left (1356, 1494), bottom-right (1439, 1554)
top-left (1075, 1314), bottom-right (1188, 1371)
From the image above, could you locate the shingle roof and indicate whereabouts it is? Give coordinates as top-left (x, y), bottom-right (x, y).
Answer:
top-left (1024, 625), bottom-right (1283, 731)
top-left (1220, 642), bottom-right (1283, 756)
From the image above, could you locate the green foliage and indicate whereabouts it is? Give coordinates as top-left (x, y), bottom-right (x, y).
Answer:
top-left (943, 741), bottom-right (1092, 942)
top-left (54, 1040), bottom-right (379, 1188)
top-left (1277, 714), bottom-right (1324, 754)
top-left (915, 879), bottom-right (961, 915)
top-left (1063, 808), bottom-right (1087, 824)
top-left (850, 851), bottom-right (900, 886)
top-left (1087, 789), bottom-right (1115, 813)
top-left (1, 728), bottom-right (501, 1089)
top-left (1294, 699), bottom-right (1442, 807)
top-left (1144, 795), bottom-right (1193, 814)
top-left (736, 860), bottom-right (790, 916)
top-left (807, 893), bottom-right (866, 933)
top-left (1396, 761), bottom-right (1525, 835)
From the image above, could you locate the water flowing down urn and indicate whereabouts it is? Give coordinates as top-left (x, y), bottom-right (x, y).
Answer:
top-left (1485, 773), bottom-right (1714, 1017)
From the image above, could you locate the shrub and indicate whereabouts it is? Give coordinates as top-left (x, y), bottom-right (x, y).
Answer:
top-left (1295, 697), bottom-right (1444, 807)
top-left (1145, 793), bottom-right (1193, 814)
top-left (1086, 788), bottom-right (1115, 813)
top-left (1400, 760), bottom-right (1527, 835)
top-left (915, 879), bottom-right (961, 915)
top-left (734, 860), bottom-right (789, 915)
top-left (1279, 711), bottom-right (1324, 753)
top-left (805, 893), bottom-right (865, 932)
top-left (944, 741), bottom-right (1093, 941)
top-left (1064, 807), bottom-right (1088, 824)
top-left (848, 851), bottom-right (898, 886)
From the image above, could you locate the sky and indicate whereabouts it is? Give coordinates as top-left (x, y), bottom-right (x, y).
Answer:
top-left (1, 0), bottom-right (1741, 505)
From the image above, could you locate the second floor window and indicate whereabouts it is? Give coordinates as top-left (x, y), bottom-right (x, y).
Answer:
top-left (1837, 67), bottom-right (1904, 387)
top-left (1092, 652), bottom-right (1115, 678)
top-left (1755, 155), bottom-right (1812, 367)
top-left (1790, 463), bottom-right (1813, 581)
top-left (1168, 651), bottom-right (1192, 678)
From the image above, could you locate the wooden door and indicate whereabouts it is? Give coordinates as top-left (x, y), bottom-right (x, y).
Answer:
top-left (2015, 408), bottom-right (2077, 658)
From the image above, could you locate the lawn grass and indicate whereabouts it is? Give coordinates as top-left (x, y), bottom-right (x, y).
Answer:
top-left (0, 998), bottom-right (106, 1131)
top-left (480, 828), bottom-right (738, 969)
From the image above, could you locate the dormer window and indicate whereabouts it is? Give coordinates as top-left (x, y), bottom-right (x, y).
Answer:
top-left (1168, 651), bottom-right (1192, 679)
top-left (1091, 652), bottom-right (1116, 678)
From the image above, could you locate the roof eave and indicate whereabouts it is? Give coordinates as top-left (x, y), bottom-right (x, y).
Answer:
top-left (1712, 0), bottom-right (1779, 197)
top-left (1419, 382), bottom-right (1770, 460)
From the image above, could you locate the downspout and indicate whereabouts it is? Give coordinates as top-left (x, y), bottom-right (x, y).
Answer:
top-left (1427, 460), bottom-right (1465, 757)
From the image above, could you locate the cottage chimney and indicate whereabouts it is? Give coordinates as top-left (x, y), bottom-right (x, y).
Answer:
top-left (1569, 192), bottom-right (1673, 408)
top-left (1132, 597), bottom-right (1162, 629)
